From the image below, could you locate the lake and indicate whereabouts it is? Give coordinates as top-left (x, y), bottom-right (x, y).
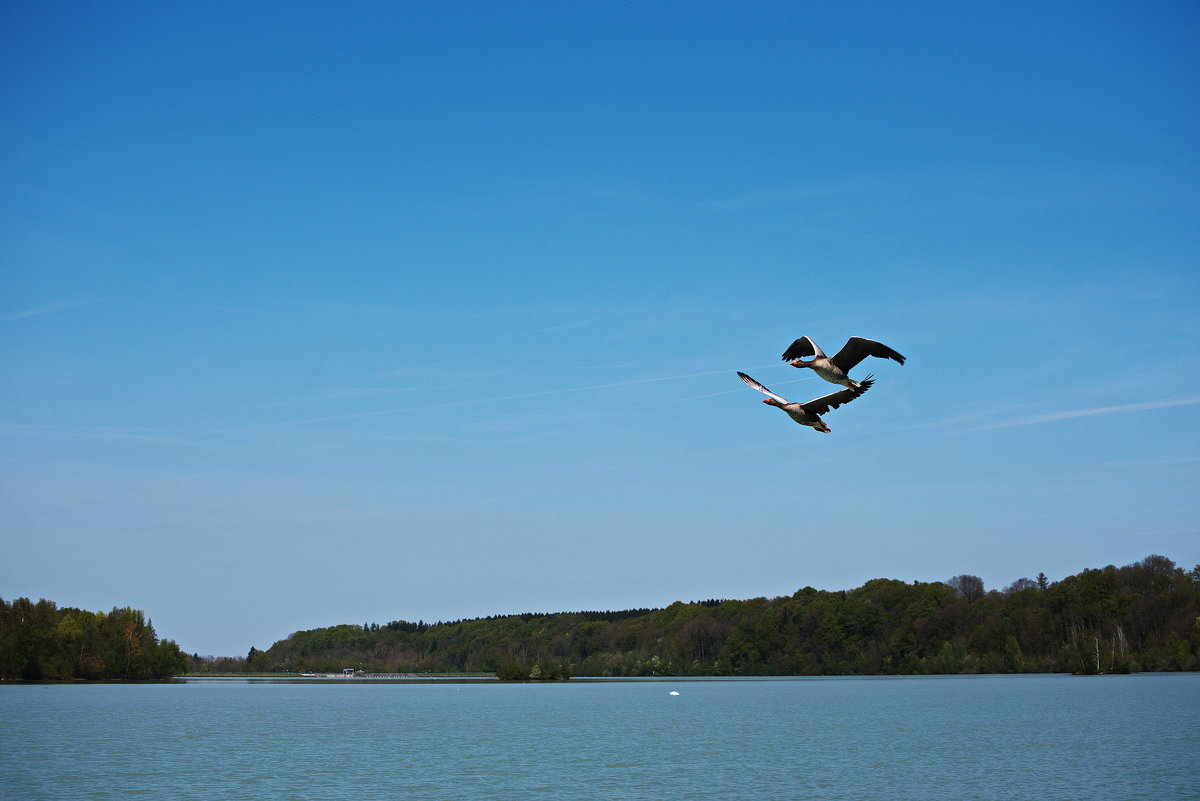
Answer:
top-left (1, 674), bottom-right (1197, 800)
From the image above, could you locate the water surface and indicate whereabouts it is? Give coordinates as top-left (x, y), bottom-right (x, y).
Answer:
top-left (2, 674), bottom-right (1196, 800)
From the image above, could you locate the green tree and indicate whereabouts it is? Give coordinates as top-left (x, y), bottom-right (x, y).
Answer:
top-left (496, 658), bottom-right (529, 680)
top-left (219, 553), bottom-right (1199, 679)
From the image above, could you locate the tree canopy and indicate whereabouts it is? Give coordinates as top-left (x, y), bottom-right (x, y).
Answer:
top-left (0, 598), bottom-right (187, 681)
top-left (203, 554), bottom-right (1198, 678)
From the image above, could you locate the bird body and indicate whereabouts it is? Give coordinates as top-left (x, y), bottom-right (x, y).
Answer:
top-left (781, 335), bottom-right (904, 389)
top-left (737, 371), bottom-right (873, 433)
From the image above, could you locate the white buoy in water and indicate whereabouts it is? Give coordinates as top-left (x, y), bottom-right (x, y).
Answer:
top-left (669, 691), bottom-right (680, 696)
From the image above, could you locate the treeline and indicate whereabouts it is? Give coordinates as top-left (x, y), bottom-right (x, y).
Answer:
top-left (0, 598), bottom-right (188, 681)
top-left (215, 554), bottom-right (1198, 679)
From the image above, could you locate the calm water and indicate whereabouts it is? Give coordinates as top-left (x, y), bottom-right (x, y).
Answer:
top-left (1, 674), bottom-right (1197, 800)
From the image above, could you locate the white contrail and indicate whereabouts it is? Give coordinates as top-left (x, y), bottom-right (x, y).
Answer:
top-left (967, 397), bottom-right (1200, 431)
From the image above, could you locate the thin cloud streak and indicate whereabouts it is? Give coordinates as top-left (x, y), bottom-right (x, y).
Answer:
top-left (697, 181), bottom-right (868, 211)
top-left (529, 310), bottom-right (634, 334)
top-left (619, 387), bottom-right (747, 412)
top-left (5, 298), bottom-right (101, 321)
top-left (272, 386), bottom-right (426, 405)
top-left (1097, 455), bottom-right (1200, 468)
top-left (206, 364), bottom-right (786, 434)
top-left (624, 374), bottom-right (821, 413)
top-left (0, 422), bottom-right (221, 449)
top-left (967, 397), bottom-right (1200, 431)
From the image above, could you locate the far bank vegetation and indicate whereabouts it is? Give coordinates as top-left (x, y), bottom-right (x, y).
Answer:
top-left (0, 600), bottom-right (188, 681)
top-left (190, 554), bottom-right (1199, 679)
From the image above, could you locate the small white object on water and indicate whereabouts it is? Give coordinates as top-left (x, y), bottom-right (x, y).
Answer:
top-left (669, 691), bottom-right (680, 696)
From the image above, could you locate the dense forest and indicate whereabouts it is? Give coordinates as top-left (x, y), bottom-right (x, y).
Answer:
top-left (0, 598), bottom-right (188, 681)
top-left (193, 554), bottom-right (1199, 679)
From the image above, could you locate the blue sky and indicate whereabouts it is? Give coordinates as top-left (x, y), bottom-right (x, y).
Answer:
top-left (2, 2), bottom-right (1198, 657)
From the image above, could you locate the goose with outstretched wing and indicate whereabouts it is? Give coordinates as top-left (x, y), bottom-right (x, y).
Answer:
top-left (737, 371), bottom-right (873, 433)
top-left (781, 335), bottom-right (904, 389)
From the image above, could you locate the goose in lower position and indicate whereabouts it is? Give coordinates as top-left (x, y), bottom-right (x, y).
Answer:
top-left (737, 371), bottom-right (873, 433)
top-left (781, 335), bottom-right (904, 390)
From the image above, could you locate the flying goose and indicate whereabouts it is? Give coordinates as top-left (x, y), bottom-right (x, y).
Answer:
top-left (781, 335), bottom-right (904, 390)
top-left (737, 371), bottom-right (873, 433)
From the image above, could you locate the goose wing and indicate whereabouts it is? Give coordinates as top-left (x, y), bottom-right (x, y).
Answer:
top-left (781, 336), bottom-right (824, 362)
top-left (800, 375), bottom-right (874, 416)
top-left (737, 371), bottom-right (789, 404)
top-left (829, 337), bottom-right (905, 371)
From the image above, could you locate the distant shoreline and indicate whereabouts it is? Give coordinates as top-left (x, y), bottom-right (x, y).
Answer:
top-left (178, 672), bottom-right (499, 681)
top-left (9, 672), bottom-right (1194, 686)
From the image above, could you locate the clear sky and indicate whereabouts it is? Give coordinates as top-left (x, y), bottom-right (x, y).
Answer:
top-left (2, 2), bottom-right (1198, 657)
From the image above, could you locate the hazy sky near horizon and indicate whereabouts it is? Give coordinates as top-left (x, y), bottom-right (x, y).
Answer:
top-left (3, 2), bottom-right (1198, 656)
